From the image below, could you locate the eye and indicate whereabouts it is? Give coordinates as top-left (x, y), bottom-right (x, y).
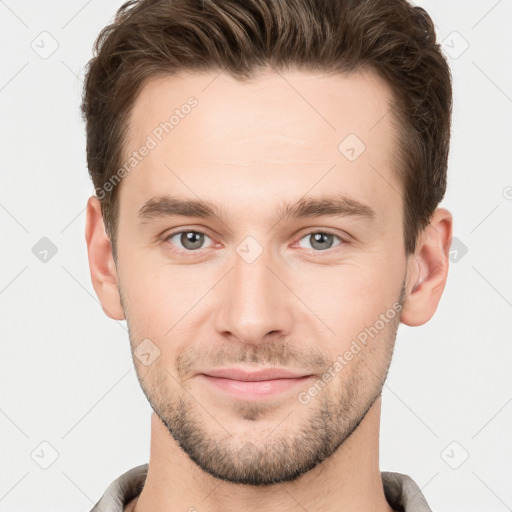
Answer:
top-left (163, 229), bottom-right (345, 256)
top-left (165, 230), bottom-right (214, 252)
top-left (297, 231), bottom-right (343, 252)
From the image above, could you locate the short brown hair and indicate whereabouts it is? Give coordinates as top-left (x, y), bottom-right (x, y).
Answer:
top-left (81, 0), bottom-right (452, 257)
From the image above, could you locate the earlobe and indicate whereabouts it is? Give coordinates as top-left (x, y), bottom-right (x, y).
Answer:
top-left (401, 208), bottom-right (453, 326)
top-left (85, 196), bottom-right (125, 320)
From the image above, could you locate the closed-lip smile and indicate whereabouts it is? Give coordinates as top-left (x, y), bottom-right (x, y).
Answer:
top-left (198, 368), bottom-right (314, 400)
top-left (201, 367), bottom-right (311, 381)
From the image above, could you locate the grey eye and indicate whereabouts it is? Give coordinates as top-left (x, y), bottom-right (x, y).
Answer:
top-left (168, 231), bottom-right (210, 251)
top-left (298, 232), bottom-right (342, 251)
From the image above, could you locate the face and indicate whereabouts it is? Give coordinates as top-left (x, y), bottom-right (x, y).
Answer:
top-left (115, 68), bottom-right (409, 485)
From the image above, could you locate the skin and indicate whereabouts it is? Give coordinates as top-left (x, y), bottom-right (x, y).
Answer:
top-left (85, 68), bottom-right (452, 512)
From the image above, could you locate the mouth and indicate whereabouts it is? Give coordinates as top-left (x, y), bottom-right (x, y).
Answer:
top-left (198, 368), bottom-right (314, 400)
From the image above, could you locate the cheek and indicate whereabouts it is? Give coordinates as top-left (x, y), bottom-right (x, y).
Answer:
top-left (118, 252), bottom-right (215, 346)
top-left (290, 257), bottom-right (404, 349)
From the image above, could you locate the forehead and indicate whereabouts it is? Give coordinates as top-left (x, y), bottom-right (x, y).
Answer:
top-left (121, 68), bottom-right (401, 224)
top-left (127, 67), bottom-right (396, 150)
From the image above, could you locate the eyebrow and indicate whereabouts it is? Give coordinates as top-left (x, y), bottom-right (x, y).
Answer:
top-left (137, 193), bottom-right (376, 225)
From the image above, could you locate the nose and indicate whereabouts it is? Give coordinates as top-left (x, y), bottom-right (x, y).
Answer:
top-left (213, 245), bottom-right (293, 346)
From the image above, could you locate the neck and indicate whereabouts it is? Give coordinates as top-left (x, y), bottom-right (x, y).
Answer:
top-left (131, 396), bottom-right (394, 512)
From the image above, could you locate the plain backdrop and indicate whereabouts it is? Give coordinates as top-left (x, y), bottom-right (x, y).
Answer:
top-left (0, 1), bottom-right (511, 511)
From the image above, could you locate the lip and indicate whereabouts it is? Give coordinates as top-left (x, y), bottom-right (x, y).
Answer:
top-left (198, 368), bottom-right (314, 400)
top-left (201, 367), bottom-right (309, 381)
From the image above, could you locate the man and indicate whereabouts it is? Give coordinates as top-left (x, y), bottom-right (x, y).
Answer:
top-left (82, 0), bottom-right (452, 510)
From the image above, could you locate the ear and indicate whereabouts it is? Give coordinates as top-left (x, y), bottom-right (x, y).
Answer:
top-left (85, 196), bottom-right (125, 320)
top-left (401, 207), bottom-right (453, 326)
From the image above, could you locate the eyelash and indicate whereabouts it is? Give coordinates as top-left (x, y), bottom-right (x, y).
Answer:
top-left (162, 229), bottom-right (347, 257)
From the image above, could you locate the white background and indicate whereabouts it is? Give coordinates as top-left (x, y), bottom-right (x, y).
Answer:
top-left (0, 1), bottom-right (511, 510)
